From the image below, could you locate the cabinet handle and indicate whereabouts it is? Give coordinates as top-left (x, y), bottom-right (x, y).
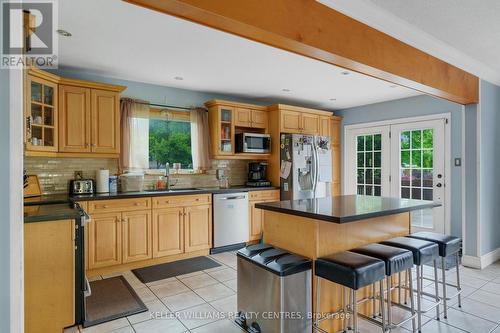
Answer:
top-left (195, 198), bottom-right (199, 201)
top-left (91, 143), bottom-right (96, 147)
top-left (103, 205), bottom-right (109, 208)
top-left (85, 143), bottom-right (89, 148)
top-left (134, 202), bottom-right (140, 206)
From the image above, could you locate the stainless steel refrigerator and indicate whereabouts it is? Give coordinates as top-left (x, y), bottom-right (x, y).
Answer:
top-left (280, 134), bottom-right (332, 200)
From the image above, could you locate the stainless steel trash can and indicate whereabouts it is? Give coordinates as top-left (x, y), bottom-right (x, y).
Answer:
top-left (236, 243), bottom-right (312, 333)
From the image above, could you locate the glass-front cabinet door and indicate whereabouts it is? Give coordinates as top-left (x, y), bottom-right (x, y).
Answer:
top-left (25, 74), bottom-right (58, 152)
top-left (218, 106), bottom-right (234, 155)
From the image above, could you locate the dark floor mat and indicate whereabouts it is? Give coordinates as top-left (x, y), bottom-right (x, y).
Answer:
top-left (84, 276), bottom-right (147, 328)
top-left (132, 256), bottom-right (221, 283)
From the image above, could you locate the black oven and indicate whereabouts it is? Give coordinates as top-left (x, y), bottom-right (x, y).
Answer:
top-left (235, 133), bottom-right (271, 153)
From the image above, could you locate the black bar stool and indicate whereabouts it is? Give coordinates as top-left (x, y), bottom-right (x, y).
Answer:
top-left (380, 237), bottom-right (440, 333)
top-left (314, 251), bottom-right (386, 333)
top-left (407, 232), bottom-right (462, 318)
top-left (351, 243), bottom-right (417, 333)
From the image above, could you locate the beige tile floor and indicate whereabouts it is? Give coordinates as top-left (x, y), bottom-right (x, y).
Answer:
top-left (65, 253), bottom-right (500, 333)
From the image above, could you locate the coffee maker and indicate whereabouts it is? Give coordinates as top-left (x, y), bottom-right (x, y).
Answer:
top-left (246, 162), bottom-right (271, 187)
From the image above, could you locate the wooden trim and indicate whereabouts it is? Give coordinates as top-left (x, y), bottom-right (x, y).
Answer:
top-left (149, 107), bottom-right (191, 121)
top-left (204, 99), bottom-right (267, 110)
top-left (126, 0), bottom-right (478, 104)
top-left (24, 151), bottom-right (119, 158)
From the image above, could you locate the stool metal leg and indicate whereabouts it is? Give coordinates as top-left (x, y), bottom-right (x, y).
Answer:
top-left (314, 276), bottom-right (321, 329)
top-left (379, 281), bottom-right (386, 332)
top-left (441, 257), bottom-right (448, 319)
top-left (404, 271), bottom-right (408, 304)
top-left (372, 283), bottom-right (376, 318)
top-left (343, 287), bottom-right (348, 333)
top-left (352, 289), bottom-right (358, 333)
top-left (386, 276), bottom-right (392, 328)
top-left (398, 272), bottom-right (402, 304)
top-left (456, 252), bottom-right (462, 308)
top-left (416, 266), bottom-right (422, 333)
top-left (408, 268), bottom-right (417, 333)
top-left (433, 260), bottom-right (441, 320)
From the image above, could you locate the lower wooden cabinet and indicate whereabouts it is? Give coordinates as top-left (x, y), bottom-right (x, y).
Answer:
top-left (185, 204), bottom-right (212, 252)
top-left (248, 190), bottom-right (280, 241)
top-left (24, 219), bottom-right (75, 333)
top-left (87, 195), bottom-right (212, 270)
top-left (122, 210), bottom-right (152, 263)
top-left (153, 207), bottom-right (184, 257)
top-left (88, 210), bottom-right (152, 269)
top-left (88, 212), bottom-right (122, 269)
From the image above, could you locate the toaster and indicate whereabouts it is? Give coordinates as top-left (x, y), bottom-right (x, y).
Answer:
top-left (69, 179), bottom-right (95, 195)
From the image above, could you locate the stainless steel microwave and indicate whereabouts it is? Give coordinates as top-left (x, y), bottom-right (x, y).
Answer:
top-left (235, 133), bottom-right (271, 153)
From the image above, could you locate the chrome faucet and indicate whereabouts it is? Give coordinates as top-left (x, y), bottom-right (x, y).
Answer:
top-left (165, 162), bottom-right (170, 190)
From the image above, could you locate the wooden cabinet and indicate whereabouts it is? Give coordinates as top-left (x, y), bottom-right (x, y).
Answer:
top-left (24, 68), bottom-right (125, 157)
top-left (320, 116), bottom-right (331, 137)
top-left (59, 85), bottom-right (91, 152)
top-left (206, 100), bottom-right (270, 160)
top-left (153, 195), bottom-right (212, 258)
top-left (24, 219), bottom-right (75, 333)
top-left (280, 109), bottom-right (302, 133)
top-left (122, 210), bottom-right (152, 263)
top-left (153, 208), bottom-right (184, 257)
top-left (24, 70), bottom-right (59, 153)
top-left (331, 117), bottom-right (342, 195)
top-left (301, 113), bottom-right (320, 134)
top-left (91, 89), bottom-right (120, 154)
top-left (88, 212), bottom-right (122, 269)
top-left (248, 190), bottom-right (280, 241)
top-left (280, 109), bottom-right (320, 135)
top-left (235, 107), bottom-right (268, 129)
top-left (184, 204), bottom-right (212, 252)
top-left (88, 206), bottom-right (153, 268)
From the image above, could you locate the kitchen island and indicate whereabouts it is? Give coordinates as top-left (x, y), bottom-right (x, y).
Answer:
top-left (256, 195), bottom-right (439, 332)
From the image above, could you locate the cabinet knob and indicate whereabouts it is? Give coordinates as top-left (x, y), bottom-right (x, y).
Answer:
top-left (85, 143), bottom-right (89, 148)
top-left (103, 205), bottom-right (109, 208)
top-left (134, 202), bottom-right (140, 206)
top-left (91, 143), bottom-right (96, 147)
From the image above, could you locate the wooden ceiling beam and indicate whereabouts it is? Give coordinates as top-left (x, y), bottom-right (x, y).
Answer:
top-left (125, 0), bottom-right (479, 105)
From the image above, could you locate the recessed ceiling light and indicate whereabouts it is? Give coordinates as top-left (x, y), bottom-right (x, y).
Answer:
top-left (340, 71), bottom-right (350, 75)
top-left (174, 76), bottom-right (184, 81)
top-left (282, 88), bottom-right (291, 92)
top-left (56, 29), bottom-right (72, 37)
top-left (329, 98), bottom-right (337, 101)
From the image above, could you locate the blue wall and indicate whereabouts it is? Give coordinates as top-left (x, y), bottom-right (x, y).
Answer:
top-left (335, 95), bottom-right (464, 238)
top-left (479, 80), bottom-right (500, 255)
top-left (51, 70), bottom-right (277, 108)
top-left (464, 104), bottom-right (478, 256)
top-left (0, 69), bottom-right (11, 333)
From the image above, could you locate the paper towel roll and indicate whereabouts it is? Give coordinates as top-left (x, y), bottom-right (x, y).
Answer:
top-left (96, 169), bottom-right (110, 193)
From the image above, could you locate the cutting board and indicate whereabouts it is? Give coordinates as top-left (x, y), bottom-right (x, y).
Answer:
top-left (24, 175), bottom-right (42, 198)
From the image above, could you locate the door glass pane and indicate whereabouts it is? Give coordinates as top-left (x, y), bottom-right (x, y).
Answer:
top-left (356, 134), bottom-right (382, 197)
top-left (31, 82), bottom-right (42, 102)
top-left (400, 128), bottom-right (435, 230)
top-left (43, 85), bottom-right (54, 105)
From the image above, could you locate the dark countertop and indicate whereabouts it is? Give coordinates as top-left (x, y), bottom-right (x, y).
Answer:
top-left (24, 203), bottom-right (84, 223)
top-left (255, 195), bottom-right (440, 224)
top-left (24, 186), bottom-right (278, 206)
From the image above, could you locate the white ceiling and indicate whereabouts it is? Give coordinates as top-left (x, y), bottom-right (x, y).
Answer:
top-left (56, 0), bottom-right (420, 110)
top-left (320, 0), bottom-right (500, 85)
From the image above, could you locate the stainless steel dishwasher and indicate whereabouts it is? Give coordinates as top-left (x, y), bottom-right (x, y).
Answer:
top-left (212, 192), bottom-right (249, 252)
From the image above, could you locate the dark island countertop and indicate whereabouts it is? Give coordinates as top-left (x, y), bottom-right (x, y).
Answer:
top-left (255, 195), bottom-right (440, 224)
top-left (24, 186), bottom-right (278, 206)
top-left (24, 203), bottom-right (84, 223)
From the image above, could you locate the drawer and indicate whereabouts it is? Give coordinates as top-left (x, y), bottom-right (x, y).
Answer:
top-left (249, 190), bottom-right (280, 201)
top-left (153, 194), bottom-right (212, 209)
top-left (87, 197), bottom-right (151, 213)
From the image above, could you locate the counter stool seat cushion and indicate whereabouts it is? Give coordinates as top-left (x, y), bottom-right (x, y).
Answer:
top-left (351, 243), bottom-right (414, 276)
top-left (380, 237), bottom-right (439, 266)
top-left (315, 251), bottom-right (385, 290)
top-left (407, 232), bottom-right (461, 257)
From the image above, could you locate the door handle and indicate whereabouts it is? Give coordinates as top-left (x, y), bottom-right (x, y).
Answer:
top-left (436, 183), bottom-right (443, 188)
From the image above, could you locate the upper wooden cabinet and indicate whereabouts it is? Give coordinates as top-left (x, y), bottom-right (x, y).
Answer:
top-left (24, 68), bottom-right (125, 158)
top-left (59, 85), bottom-right (91, 152)
top-left (235, 107), bottom-right (268, 129)
top-left (279, 108), bottom-right (322, 135)
top-left (206, 100), bottom-right (270, 160)
top-left (24, 70), bottom-right (59, 153)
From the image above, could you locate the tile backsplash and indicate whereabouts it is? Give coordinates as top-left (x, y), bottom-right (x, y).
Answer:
top-left (25, 157), bottom-right (249, 194)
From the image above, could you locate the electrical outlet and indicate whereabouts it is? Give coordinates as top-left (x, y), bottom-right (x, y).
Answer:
top-left (74, 171), bottom-right (83, 179)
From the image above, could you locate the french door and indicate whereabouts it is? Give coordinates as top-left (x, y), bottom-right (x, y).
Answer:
top-left (346, 118), bottom-right (447, 233)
